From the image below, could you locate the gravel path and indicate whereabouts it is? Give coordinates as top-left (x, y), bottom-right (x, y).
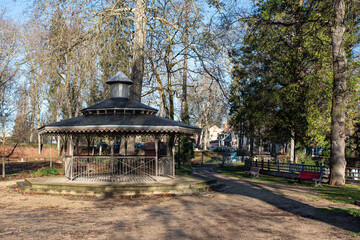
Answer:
top-left (1, 167), bottom-right (359, 239)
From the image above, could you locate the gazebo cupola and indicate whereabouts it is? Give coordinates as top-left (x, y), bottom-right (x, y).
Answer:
top-left (107, 71), bottom-right (133, 98)
top-left (38, 71), bottom-right (201, 182)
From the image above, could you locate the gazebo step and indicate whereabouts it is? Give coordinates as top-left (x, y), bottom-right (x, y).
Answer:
top-left (17, 176), bottom-right (219, 197)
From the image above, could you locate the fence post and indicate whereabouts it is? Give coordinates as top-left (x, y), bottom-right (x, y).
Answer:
top-left (261, 158), bottom-right (264, 169)
top-left (320, 163), bottom-right (323, 175)
top-left (242, 155), bottom-right (244, 163)
top-left (289, 161), bottom-right (292, 174)
top-left (301, 162), bottom-right (304, 171)
top-left (277, 160), bottom-right (280, 172)
top-left (268, 160), bottom-right (270, 170)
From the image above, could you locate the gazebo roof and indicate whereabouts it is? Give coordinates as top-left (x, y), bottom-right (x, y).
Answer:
top-left (105, 71), bottom-right (134, 85)
top-left (81, 97), bottom-right (158, 114)
top-left (38, 72), bottom-right (201, 136)
top-left (38, 113), bottom-right (200, 135)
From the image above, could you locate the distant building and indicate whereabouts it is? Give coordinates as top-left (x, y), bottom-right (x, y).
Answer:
top-left (209, 125), bottom-right (223, 141)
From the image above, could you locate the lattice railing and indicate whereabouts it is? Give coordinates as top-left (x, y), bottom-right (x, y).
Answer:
top-left (159, 157), bottom-right (174, 177)
top-left (66, 156), bottom-right (160, 182)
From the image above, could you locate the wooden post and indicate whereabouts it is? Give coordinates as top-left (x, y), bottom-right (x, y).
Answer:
top-left (99, 138), bottom-right (102, 156)
top-left (69, 135), bottom-right (74, 156)
top-left (172, 143), bottom-right (175, 178)
top-left (38, 134), bottom-right (41, 154)
top-left (155, 138), bottom-right (159, 177)
top-left (289, 161), bottom-right (292, 174)
top-left (125, 138), bottom-right (128, 156)
top-left (110, 139), bottom-right (114, 181)
top-left (69, 135), bottom-right (74, 180)
top-left (87, 137), bottom-right (90, 156)
top-left (201, 151), bottom-right (204, 166)
top-left (50, 136), bottom-right (52, 168)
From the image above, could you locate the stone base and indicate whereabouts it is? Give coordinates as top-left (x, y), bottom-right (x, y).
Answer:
top-left (17, 175), bottom-right (218, 197)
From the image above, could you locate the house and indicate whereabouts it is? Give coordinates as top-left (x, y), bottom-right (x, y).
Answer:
top-left (209, 125), bottom-right (223, 141)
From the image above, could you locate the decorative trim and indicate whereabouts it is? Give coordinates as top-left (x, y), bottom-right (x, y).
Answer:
top-left (38, 125), bottom-right (200, 135)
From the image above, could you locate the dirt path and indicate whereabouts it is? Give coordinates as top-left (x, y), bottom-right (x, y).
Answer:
top-left (1, 168), bottom-right (359, 240)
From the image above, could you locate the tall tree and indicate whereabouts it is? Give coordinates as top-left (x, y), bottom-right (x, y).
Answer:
top-left (0, 13), bottom-right (19, 178)
top-left (329, 0), bottom-right (348, 185)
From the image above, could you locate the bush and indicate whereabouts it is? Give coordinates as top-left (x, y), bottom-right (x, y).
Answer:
top-left (296, 150), bottom-right (314, 165)
top-left (32, 167), bottom-right (60, 177)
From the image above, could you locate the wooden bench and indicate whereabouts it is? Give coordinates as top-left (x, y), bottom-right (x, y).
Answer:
top-left (294, 170), bottom-right (322, 186)
top-left (244, 166), bottom-right (261, 177)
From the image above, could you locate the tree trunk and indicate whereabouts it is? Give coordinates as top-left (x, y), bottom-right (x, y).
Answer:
top-left (204, 127), bottom-right (209, 151)
top-left (330, 0), bottom-right (347, 185)
top-left (2, 113), bottom-right (5, 178)
top-left (250, 135), bottom-right (254, 157)
top-left (181, 0), bottom-right (190, 124)
top-left (2, 129), bottom-right (5, 179)
top-left (130, 0), bottom-right (147, 102)
top-left (290, 134), bottom-right (295, 163)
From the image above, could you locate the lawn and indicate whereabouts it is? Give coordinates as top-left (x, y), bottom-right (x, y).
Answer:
top-left (1, 161), bottom-right (63, 181)
top-left (216, 165), bottom-right (360, 206)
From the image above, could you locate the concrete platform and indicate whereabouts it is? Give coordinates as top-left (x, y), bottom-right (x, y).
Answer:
top-left (17, 175), bottom-right (218, 197)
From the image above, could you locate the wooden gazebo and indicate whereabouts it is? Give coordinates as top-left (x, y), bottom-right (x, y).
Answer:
top-left (38, 71), bottom-right (200, 182)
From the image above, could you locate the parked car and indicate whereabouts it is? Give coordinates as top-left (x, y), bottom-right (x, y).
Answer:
top-left (97, 142), bottom-right (108, 149)
top-left (135, 142), bottom-right (143, 149)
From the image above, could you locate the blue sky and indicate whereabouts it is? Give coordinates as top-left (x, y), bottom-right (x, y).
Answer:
top-left (0, 0), bottom-right (32, 22)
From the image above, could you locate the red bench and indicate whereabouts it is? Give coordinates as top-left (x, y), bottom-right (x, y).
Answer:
top-left (294, 171), bottom-right (322, 186)
top-left (244, 167), bottom-right (261, 178)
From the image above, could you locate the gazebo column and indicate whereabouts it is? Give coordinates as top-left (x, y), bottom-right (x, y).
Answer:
top-left (172, 140), bottom-right (176, 178)
top-left (69, 135), bottom-right (74, 156)
top-left (155, 138), bottom-right (159, 177)
top-left (110, 138), bottom-right (114, 181)
top-left (124, 138), bottom-right (128, 156)
top-left (99, 137), bottom-right (102, 156)
top-left (38, 134), bottom-right (41, 154)
top-left (68, 135), bottom-right (74, 180)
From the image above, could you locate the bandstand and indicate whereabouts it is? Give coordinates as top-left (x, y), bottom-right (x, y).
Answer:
top-left (38, 71), bottom-right (200, 183)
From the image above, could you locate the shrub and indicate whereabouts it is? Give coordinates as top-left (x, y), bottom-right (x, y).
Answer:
top-left (32, 167), bottom-right (60, 177)
top-left (296, 150), bottom-right (314, 165)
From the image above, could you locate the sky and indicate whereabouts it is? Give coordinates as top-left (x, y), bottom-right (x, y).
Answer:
top-left (0, 0), bottom-right (32, 22)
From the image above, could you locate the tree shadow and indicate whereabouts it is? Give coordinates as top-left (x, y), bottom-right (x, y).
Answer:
top-left (91, 168), bottom-right (359, 239)
top-left (193, 170), bottom-right (360, 233)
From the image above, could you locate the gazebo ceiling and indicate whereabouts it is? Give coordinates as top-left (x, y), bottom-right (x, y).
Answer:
top-left (38, 71), bottom-right (201, 136)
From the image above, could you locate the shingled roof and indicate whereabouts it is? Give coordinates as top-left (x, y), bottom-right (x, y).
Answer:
top-left (81, 98), bottom-right (158, 114)
top-left (38, 72), bottom-right (201, 136)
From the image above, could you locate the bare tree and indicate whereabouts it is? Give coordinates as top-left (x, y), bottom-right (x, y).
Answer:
top-left (0, 13), bottom-right (19, 178)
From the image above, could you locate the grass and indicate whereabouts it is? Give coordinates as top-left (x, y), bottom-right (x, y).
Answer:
top-left (316, 207), bottom-right (360, 218)
top-left (175, 164), bottom-right (193, 176)
top-left (215, 165), bottom-right (313, 186)
top-left (215, 164), bottom-right (360, 205)
top-left (318, 184), bottom-right (360, 204)
top-left (1, 161), bottom-right (63, 181)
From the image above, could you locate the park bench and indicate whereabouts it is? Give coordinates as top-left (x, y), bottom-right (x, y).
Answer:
top-left (244, 166), bottom-right (261, 178)
top-left (294, 170), bottom-right (322, 186)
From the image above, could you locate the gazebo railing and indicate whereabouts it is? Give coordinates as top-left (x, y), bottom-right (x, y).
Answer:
top-left (159, 156), bottom-right (174, 177)
top-left (65, 155), bottom-right (174, 182)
